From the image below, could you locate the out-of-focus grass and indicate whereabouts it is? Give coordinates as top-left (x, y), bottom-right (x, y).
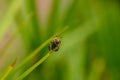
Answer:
top-left (0, 0), bottom-right (24, 42)
top-left (0, 0), bottom-right (120, 80)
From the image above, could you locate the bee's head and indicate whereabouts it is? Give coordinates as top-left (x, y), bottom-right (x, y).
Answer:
top-left (53, 37), bottom-right (61, 44)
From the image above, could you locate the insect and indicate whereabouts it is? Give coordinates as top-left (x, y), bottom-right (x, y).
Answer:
top-left (49, 36), bottom-right (61, 52)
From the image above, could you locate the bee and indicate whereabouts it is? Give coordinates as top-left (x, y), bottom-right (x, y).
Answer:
top-left (49, 36), bottom-right (61, 52)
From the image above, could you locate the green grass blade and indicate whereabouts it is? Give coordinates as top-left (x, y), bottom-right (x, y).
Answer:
top-left (6, 26), bottom-right (68, 79)
top-left (15, 26), bottom-right (68, 71)
top-left (17, 38), bottom-right (62, 80)
top-left (17, 50), bottom-right (52, 80)
top-left (17, 27), bottom-right (67, 80)
top-left (1, 66), bottom-right (13, 80)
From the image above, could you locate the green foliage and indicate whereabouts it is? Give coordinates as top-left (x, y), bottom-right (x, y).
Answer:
top-left (0, 0), bottom-right (120, 80)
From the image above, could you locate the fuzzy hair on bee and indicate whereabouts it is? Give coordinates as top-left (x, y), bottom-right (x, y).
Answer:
top-left (49, 36), bottom-right (61, 52)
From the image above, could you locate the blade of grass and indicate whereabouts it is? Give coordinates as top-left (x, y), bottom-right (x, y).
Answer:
top-left (15, 26), bottom-right (68, 71)
top-left (0, 58), bottom-right (17, 80)
top-left (17, 42), bottom-right (61, 80)
top-left (17, 50), bottom-right (52, 80)
top-left (7, 26), bottom-right (68, 79)
top-left (0, 0), bottom-right (24, 43)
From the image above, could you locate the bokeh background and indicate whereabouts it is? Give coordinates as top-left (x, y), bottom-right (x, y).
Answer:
top-left (0, 0), bottom-right (120, 80)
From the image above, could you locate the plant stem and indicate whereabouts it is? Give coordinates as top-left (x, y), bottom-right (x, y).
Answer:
top-left (7, 26), bottom-right (68, 79)
top-left (15, 26), bottom-right (68, 70)
top-left (17, 50), bottom-right (53, 80)
top-left (1, 66), bottom-right (13, 80)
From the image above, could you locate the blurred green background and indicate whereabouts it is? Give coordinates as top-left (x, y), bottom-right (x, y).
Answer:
top-left (0, 0), bottom-right (120, 80)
